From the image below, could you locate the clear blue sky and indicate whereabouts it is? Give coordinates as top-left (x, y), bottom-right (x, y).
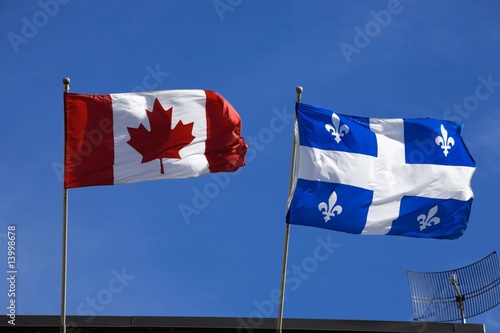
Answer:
top-left (1, 0), bottom-right (499, 331)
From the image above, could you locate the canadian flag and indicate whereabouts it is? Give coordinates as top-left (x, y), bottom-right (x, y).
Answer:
top-left (64, 90), bottom-right (247, 189)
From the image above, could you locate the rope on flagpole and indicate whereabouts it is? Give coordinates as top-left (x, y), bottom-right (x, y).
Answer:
top-left (276, 86), bottom-right (303, 333)
top-left (60, 77), bottom-right (70, 333)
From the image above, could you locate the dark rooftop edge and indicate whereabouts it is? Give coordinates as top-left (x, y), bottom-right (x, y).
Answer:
top-left (0, 315), bottom-right (485, 333)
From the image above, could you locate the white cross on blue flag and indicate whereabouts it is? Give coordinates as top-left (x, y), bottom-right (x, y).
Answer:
top-left (286, 103), bottom-right (476, 239)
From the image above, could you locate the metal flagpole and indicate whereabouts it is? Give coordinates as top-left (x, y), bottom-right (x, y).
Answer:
top-left (276, 86), bottom-right (303, 333)
top-left (450, 274), bottom-right (467, 324)
top-left (60, 77), bottom-right (70, 333)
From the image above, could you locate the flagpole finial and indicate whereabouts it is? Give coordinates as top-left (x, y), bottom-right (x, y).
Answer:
top-left (295, 86), bottom-right (303, 103)
top-left (62, 77), bottom-right (70, 93)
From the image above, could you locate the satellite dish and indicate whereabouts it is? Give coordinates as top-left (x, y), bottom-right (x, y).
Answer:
top-left (407, 251), bottom-right (500, 323)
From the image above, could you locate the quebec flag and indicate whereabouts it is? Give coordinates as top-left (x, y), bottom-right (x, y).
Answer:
top-left (286, 103), bottom-right (476, 239)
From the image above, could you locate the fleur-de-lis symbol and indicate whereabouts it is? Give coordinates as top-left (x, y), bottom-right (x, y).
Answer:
top-left (325, 113), bottom-right (349, 143)
top-left (318, 191), bottom-right (343, 222)
top-left (435, 124), bottom-right (455, 157)
top-left (417, 205), bottom-right (441, 231)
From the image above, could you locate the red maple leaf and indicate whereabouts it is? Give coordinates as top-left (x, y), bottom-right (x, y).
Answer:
top-left (127, 98), bottom-right (195, 174)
